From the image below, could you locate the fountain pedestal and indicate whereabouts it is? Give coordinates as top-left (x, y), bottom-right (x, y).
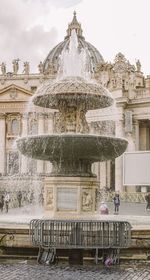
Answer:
top-left (44, 176), bottom-right (99, 217)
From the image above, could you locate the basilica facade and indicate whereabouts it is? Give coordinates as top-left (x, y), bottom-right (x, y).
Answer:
top-left (0, 12), bottom-right (150, 194)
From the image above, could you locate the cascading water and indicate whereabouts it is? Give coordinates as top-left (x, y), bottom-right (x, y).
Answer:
top-left (17, 27), bottom-right (128, 216)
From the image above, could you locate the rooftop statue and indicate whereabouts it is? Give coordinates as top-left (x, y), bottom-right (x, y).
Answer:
top-left (23, 62), bottom-right (30, 75)
top-left (0, 62), bottom-right (6, 75)
top-left (12, 59), bottom-right (19, 75)
top-left (38, 61), bottom-right (44, 74)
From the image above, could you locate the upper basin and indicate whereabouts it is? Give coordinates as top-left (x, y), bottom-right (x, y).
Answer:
top-left (33, 76), bottom-right (114, 110)
top-left (17, 134), bottom-right (128, 162)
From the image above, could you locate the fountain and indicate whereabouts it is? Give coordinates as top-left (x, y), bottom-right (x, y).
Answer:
top-left (17, 29), bottom-right (128, 218)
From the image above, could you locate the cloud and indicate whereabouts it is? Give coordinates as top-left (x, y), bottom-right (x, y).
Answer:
top-left (0, 0), bottom-right (83, 73)
top-left (0, 0), bottom-right (59, 72)
top-left (27, 0), bottom-right (82, 9)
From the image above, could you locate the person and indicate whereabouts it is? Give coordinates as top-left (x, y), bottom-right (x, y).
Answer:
top-left (4, 193), bottom-right (10, 213)
top-left (104, 256), bottom-right (113, 267)
top-left (145, 193), bottom-right (150, 210)
top-left (17, 191), bottom-right (22, 207)
top-left (0, 194), bottom-right (4, 212)
top-left (100, 201), bottom-right (109, 214)
top-left (113, 193), bottom-right (120, 214)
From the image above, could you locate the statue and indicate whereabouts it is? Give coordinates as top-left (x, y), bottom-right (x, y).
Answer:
top-left (12, 59), bottom-right (19, 74)
top-left (23, 62), bottom-right (30, 75)
top-left (0, 62), bottom-right (6, 75)
top-left (136, 59), bottom-right (141, 72)
top-left (38, 61), bottom-right (44, 74)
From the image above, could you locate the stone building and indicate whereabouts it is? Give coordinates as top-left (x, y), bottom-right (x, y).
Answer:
top-left (0, 12), bottom-right (150, 195)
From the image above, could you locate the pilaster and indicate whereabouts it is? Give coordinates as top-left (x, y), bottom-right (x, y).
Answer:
top-left (21, 114), bottom-right (28, 173)
top-left (0, 114), bottom-right (6, 174)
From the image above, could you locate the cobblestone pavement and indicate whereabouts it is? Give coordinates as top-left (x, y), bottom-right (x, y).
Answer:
top-left (0, 263), bottom-right (150, 280)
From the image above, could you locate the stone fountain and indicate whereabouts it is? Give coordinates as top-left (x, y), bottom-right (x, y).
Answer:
top-left (17, 30), bottom-right (128, 218)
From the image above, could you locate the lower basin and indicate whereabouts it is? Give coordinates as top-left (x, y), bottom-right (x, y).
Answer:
top-left (17, 134), bottom-right (128, 162)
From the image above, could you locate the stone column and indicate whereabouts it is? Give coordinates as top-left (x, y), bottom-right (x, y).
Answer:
top-left (0, 114), bottom-right (6, 174)
top-left (47, 113), bottom-right (54, 134)
top-left (106, 160), bottom-right (111, 188)
top-left (115, 120), bottom-right (124, 192)
top-left (135, 120), bottom-right (139, 150)
top-left (139, 127), bottom-right (148, 150)
top-left (100, 162), bottom-right (107, 188)
top-left (21, 114), bottom-right (28, 173)
top-left (37, 113), bottom-right (44, 174)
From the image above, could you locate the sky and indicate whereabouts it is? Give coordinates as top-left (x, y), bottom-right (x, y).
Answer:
top-left (0, 0), bottom-right (150, 75)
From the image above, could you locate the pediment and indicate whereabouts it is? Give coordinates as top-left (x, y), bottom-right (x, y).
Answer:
top-left (0, 84), bottom-right (32, 102)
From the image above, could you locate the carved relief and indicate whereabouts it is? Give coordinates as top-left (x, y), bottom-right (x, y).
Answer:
top-left (76, 108), bottom-right (89, 133)
top-left (113, 53), bottom-right (127, 73)
top-left (45, 188), bottom-right (53, 209)
top-left (82, 189), bottom-right (93, 211)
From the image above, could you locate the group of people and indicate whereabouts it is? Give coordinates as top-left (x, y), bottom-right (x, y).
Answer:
top-left (0, 191), bottom-right (23, 213)
top-left (0, 190), bottom-right (44, 214)
top-left (100, 193), bottom-right (120, 215)
top-left (0, 193), bottom-right (10, 213)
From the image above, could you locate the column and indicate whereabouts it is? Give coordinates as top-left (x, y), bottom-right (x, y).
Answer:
top-left (134, 120), bottom-right (139, 150)
top-left (47, 113), bottom-right (54, 134)
top-left (21, 114), bottom-right (28, 173)
top-left (37, 113), bottom-right (44, 174)
top-left (0, 114), bottom-right (6, 174)
top-left (100, 162), bottom-right (107, 188)
top-left (106, 161), bottom-right (111, 188)
top-left (115, 120), bottom-right (124, 192)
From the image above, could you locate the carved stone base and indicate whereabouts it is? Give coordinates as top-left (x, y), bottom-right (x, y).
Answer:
top-left (44, 176), bottom-right (99, 217)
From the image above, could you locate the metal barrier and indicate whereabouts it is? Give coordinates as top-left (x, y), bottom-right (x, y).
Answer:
top-left (30, 219), bottom-right (131, 250)
top-left (98, 190), bottom-right (147, 204)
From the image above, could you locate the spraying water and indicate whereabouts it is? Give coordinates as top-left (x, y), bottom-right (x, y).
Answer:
top-left (58, 29), bottom-right (91, 80)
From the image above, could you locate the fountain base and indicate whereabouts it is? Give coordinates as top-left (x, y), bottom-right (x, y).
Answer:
top-left (44, 176), bottom-right (99, 217)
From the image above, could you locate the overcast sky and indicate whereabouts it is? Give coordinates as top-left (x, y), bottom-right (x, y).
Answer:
top-left (1, 0), bottom-right (150, 75)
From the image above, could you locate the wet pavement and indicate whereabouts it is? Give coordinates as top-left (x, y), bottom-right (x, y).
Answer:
top-left (0, 201), bottom-right (150, 229)
top-left (0, 203), bottom-right (150, 279)
top-left (0, 262), bottom-right (150, 280)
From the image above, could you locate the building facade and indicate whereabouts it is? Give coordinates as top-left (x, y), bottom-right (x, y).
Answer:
top-left (0, 12), bottom-right (150, 194)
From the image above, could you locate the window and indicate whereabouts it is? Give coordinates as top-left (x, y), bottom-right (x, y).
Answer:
top-left (11, 119), bottom-right (19, 135)
top-left (6, 115), bottom-right (20, 136)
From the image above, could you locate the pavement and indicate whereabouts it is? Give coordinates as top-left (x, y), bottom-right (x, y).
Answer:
top-left (0, 262), bottom-right (150, 280)
top-left (0, 203), bottom-right (150, 279)
top-left (0, 202), bottom-right (150, 229)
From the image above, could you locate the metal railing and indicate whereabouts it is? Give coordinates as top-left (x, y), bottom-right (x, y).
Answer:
top-left (30, 219), bottom-right (131, 249)
top-left (98, 191), bottom-right (147, 204)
